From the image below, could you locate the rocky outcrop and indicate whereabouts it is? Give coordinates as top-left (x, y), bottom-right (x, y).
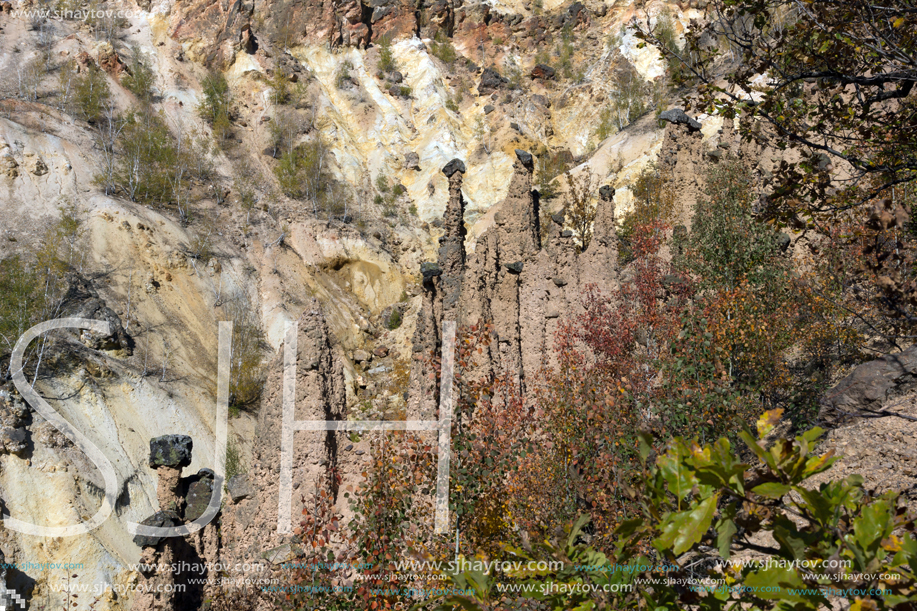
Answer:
top-left (219, 301), bottom-right (347, 571)
top-left (61, 274), bottom-right (133, 355)
top-left (819, 346), bottom-right (917, 427)
top-left (408, 148), bottom-right (621, 402)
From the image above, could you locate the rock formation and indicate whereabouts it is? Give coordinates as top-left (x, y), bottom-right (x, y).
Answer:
top-left (219, 300), bottom-right (347, 573)
top-left (132, 435), bottom-right (217, 611)
top-left (409, 148), bottom-right (620, 404)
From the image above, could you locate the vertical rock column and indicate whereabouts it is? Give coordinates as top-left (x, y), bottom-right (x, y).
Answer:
top-left (407, 158), bottom-right (467, 420)
top-left (491, 150), bottom-right (539, 389)
top-left (438, 158), bottom-right (468, 322)
top-left (131, 435), bottom-right (194, 611)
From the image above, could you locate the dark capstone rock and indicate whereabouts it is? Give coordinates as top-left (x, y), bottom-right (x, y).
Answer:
top-left (551, 212), bottom-right (566, 225)
top-left (503, 261), bottom-right (524, 274)
top-left (390, 71), bottom-right (403, 84)
top-left (483, 104), bottom-right (495, 114)
top-left (133, 511), bottom-right (181, 548)
top-left (552, 277), bottom-right (568, 287)
top-left (196, 468), bottom-right (215, 480)
top-left (479, 67), bottom-right (508, 94)
top-left (706, 148), bottom-right (723, 161)
top-left (510, 122), bottom-right (523, 133)
top-left (149, 434), bottom-right (193, 469)
top-left (777, 233), bottom-right (791, 252)
top-left (531, 63), bottom-right (556, 80)
top-left (599, 185), bottom-right (615, 201)
top-left (184, 477), bottom-right (214, 522)
top-left (659, 108), bottom-right (702, 131)
top-left (442, 158), bottom-right (466, 177)
top-left (227, 474), bottom-right (254, 502)
top-left (421, 262), bottom-right (443, 281)
top-left (561, 230), bottom-right (574, 238)
top-left (515, 149), bottom-right (534, 171)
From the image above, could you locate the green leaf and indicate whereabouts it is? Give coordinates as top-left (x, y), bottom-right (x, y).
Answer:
top-left (751, 482), bottom-right (791, 499)
top-left (655, 493), bottom-right (719, 555)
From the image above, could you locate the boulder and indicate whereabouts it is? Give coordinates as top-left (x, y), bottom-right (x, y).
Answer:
top-left (478, 67), bottom-right (508, 94)
top-left (403, 151), bottom-right (420, 171)
top-left (659, 108), bottom-right (702, 132)
top-left (0, 428), bottom-right (27, 455)
top-left (184, 477), bottom-right (213, 522)
top-left (819, 346), bottom-right (917, 426)
top-left (227, 474), bottom-right (254, 502)
top-left (373, 345), bottom-right (390, 358)
top-left (132, 511), bottom-right (181, 548)
top-left (421, 262), bottom-right (443, 281)
top-left (149, 434), bottom-right (193, 469)
top-left (503, 261), bottom-right (524, 274)
top-left (530, 64), bottom-right (556, 80)
top-left (353, 349), bottom-right (372, 363)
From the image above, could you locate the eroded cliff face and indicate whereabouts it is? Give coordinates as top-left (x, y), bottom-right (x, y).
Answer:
top-left (0, 0), bottom-right (732, 607)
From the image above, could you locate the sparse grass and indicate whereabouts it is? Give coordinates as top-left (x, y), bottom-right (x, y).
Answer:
top-left (225, 438), bottom-right (242, 479)
top-left (386, 309), bottom-right (402, 330)
top-left (222, 291), bottom-right (266, 413)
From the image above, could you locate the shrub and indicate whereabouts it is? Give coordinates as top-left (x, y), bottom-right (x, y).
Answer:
top-left (114, 111), bottom-right (179, 205)
top-left (431, 413), bottom-right (917, 611)
top-left (610, 60), bottom-right (648, 129)
top-left (0, 256), bottom-right (46, 363)
top-left (377, 35), bottom-right (396, 73)
top-left (386, 308), bottom-right (402, 330)
top-left (17, 56), bottom-right (44, 103)
top-left (594, 105), bottom-right (615, 143)
top-left (273, 138), bottom-right (336, 215)
top-left (224, 439), bottom-right (242, 478)
top-left (430, 31), bottom-right (458, 64)
top-left (561, 171), bottom-right (598, 252)
top-left (266, 70), bottom-right (292, 105)
top-left (198, 71), bottom-right (231, 139)
top-left (335, 61), bottom-right (354, 89)
top-left (397, 85), bottom-right (412, 97)
top-left (222, 291), bottom-right (266, 413)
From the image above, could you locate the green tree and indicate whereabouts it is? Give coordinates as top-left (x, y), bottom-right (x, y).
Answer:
top-left (684, 155), bottom-right (787, 291)
top-left (197, 71), bottom-right (231, 139)
top-left (122, 45), bottom-right (155, 104)
top-left (74, 64), bottom-right (110, 123)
